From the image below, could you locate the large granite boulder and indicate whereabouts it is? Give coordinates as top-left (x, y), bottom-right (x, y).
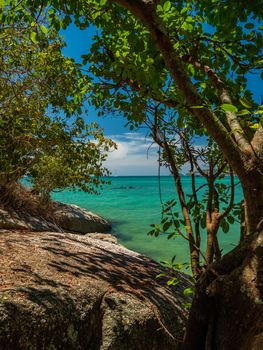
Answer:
top-left (0, 231), bottom-right (191, 350)
top-left (0, 203), bottom-right (111, 234)
top-left (53, 202), bottom-right (111, 234)
top-left (0, 208), bottom-right (60, 232)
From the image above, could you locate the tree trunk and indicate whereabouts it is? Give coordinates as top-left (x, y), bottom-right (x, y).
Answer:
top-left (240, 170), bottom-right (263, 234)
top-left (240, 200), bottom-right (246, 242)
top-left (205, 212), bottom-right (221, 265)
top-left (181, 231), bottom-right (263, 350)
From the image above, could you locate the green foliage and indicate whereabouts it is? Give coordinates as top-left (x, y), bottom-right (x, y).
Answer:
top-left (160, 256), bottom-right (190, 274)
top-left (29, 124), bottom-right (114, 199)
top-left (156, 256), bottom-right (194, 308)
top-left (22, 0), bottom-right (262, 141)
top-left (0, 2), bottom-right (114, 199)
top-left (147, 135), bottom-right (241, 271)
top-left (21, 0), bottom-right (262, 270)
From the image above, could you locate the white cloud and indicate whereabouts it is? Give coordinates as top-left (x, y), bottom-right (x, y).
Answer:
top-left (103, 132), bottom-right (205, 176)
top-left (104, 132), bottom-right (169, 176)
top-left (107, 141), bottom-right (128, 160)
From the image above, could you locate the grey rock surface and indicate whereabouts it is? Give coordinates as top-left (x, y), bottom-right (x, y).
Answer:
top-left (0, 208), bottom-right (59, 232)
top-left (53, 202), bottom-right (111, 234)
top-left (0, 202), bottom-right (111, 234)
top-left (0, 231), bottom-right (191, 350)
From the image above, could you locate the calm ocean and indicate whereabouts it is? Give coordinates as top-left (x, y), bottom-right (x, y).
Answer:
top-left (52, 176), bottom-right (243, 266)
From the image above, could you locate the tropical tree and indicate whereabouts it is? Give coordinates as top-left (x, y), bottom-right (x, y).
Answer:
top-left (20, 0), bottom-right (263, 348)
top-left (0, 2), bottom-right (114, 203)
top-left (104, 84), bottom-right (239, 279)
top-left (105, 0), bottom-right (263, 234)
top-left (148, 114), bottom-right (238, 278)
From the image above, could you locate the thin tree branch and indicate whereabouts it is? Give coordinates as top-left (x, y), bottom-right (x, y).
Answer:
top-left (191, 153), bottom-right (208, 178)
top-left (219, 168), bottom-right (235, 220)
top-left (214, 160), bottom-right (227, 178)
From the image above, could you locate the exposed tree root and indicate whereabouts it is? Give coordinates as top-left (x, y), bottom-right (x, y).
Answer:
top-left (181, 231), bottom-right (263, 350)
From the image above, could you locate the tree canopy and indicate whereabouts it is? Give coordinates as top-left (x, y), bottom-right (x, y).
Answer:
top-left (0, 1), bottom-right (115, 199)
top-left (24, 0), bottom-right (263, 231)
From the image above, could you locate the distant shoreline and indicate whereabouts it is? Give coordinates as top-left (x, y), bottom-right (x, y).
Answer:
top-left (96, 175), bottom-right (237, 178)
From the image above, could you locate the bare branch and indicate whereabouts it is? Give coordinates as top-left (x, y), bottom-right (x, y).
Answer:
top-left (214, 160), bottom-right (227, 178)
top-left (219, 168), bottom-right (235, 220)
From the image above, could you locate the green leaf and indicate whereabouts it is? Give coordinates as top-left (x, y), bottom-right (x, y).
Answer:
top-left (183, 288), bottom-right (194, 297)
top-left (163, 221), bottom-right (172, 231)
top-left (227, 215), bottom-right (234, 224)
top-left (30, 32), bottom-right (38, 44)
top-left (188, 64), bottom-right (195, 76)
top-left (221, 104), bottom-right (238, 113)
top-left (236, 109), bottom-right (250, 116)
top-left (167, 277), bottom-right (179, 286)
top-left (163, 1), bottom-right (171, 12)
top-left (100, 0), bottom-right (107, 4)
top-left (249, 123), bottom-right (259, 129)
top-left (167, 232), bottom-right (176, 239)
top-left (40, 25), bottom-right (48, 34)
top-left (240, 97), bottom-right (252, 109)
top-left (254, 110), bottom-right (263, 115)
top-left (221, 220), bottom-right (230, 233)
top-left (183, 302), bottom-right (192, 309)
top-left (146, 58), bottom-right (154, 65)
top-left (190, 105), bottom-right (205, 109)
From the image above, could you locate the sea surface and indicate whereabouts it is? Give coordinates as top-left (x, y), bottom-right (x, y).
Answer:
top-left (52, 176), bottom-right (243, 267)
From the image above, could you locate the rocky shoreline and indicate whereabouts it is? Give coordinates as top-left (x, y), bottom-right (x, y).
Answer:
top-left (0, 201), bottom-right (111, 234)
top-left (0, 203), bottom-right (192, 349)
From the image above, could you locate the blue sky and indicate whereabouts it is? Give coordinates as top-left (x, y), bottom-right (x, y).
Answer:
top-left (61, 24), bottom-right (262, 176)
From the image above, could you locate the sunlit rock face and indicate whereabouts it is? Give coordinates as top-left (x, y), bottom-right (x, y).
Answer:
top-left (53, 202), bottom-right (111, 234)
top-left (0, 231), bottom-right (191, 350)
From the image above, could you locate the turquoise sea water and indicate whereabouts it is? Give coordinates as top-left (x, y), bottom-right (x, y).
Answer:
top-left (52, 176), bottom-right (243, 266)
